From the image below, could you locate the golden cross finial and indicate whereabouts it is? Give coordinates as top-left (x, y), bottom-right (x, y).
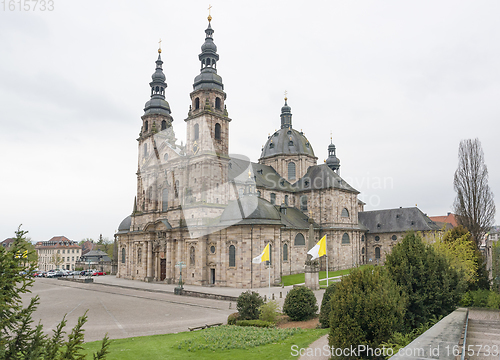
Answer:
top-left (284, 90), bottom-right (288, 101)
top-left (158, 38), bottom-right (162, 53)
top-left (330, 131), bottom-right (332, 141)
top-left (208, 4), bottom-right (212, 22)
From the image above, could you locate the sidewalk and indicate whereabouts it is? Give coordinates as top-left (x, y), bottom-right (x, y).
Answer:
top-left (90, 275), bottom-right (325, 309)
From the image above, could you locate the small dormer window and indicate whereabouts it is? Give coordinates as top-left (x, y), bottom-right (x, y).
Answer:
top-left (287, 130), bottom-right (292, 135)
top-left (306, 142), bottom-right (310, 148)
top-left (289, 140), bottom-right (294, 146)
top-left (304, 180), bottom-right (309, 187)
top-left (274, 133), bottom-right (278, 137)
top-left (269, 142), bottom-right (274, 149)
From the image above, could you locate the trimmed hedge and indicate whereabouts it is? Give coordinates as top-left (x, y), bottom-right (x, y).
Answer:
top-left (237, 291), bottom-right (264, 320)
top-left (319, 282), bottom-right (337, 328)
top-left (235, 320), bottom-right (275, 328)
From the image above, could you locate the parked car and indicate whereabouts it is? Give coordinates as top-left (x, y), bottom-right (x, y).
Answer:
top-left (92, 271), bottom-right (106, 276)
top-left (46, 271), bottom-right (56, 278)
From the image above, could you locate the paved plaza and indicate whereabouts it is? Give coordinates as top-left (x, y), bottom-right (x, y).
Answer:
top-left (22, 276), bottom-right (326, 342)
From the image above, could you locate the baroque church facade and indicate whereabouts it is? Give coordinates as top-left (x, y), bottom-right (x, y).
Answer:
top-left (115, 17), bottom-right (441, 288)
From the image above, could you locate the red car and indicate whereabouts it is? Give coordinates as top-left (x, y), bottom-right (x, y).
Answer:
top-left (91, 271), bottom-right (106, 276)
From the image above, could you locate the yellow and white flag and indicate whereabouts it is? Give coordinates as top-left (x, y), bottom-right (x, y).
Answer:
top-left (252, 243), bottom-right (270, 264)
top-left (307, 235), bottom-right (327, 260)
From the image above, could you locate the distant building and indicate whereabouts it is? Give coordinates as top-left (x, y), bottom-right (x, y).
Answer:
top-left (81, 240), bottom-right (96, 255)
top-left (35, 236), bottom-right (82, 271)
top-left (359, 207), bottom-right (442, 264)
top-left (76, 249), bottom-right (112, 274)
top-left (429, 213), bottom-right (458, 228)
top-left (485, 226), bottom-right (500, 280)
top-left (1, 238), bottom-right (15, 249)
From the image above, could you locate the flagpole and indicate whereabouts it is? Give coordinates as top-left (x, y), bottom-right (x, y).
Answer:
top-left (326, 234), bottom-right (329, 288)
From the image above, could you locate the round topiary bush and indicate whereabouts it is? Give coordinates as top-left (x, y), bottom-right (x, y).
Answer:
top-left (237, 290), bottom-right (264, 320)
top-left (283, 286), bottom-right (318, 321)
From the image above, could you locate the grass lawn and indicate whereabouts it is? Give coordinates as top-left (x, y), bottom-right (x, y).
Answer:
top-left (83, 326), bottom-right (328, 360)
top-left (281, 265), bottom-right (367, 286)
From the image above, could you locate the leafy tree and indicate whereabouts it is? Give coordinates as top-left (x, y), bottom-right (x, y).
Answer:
top-left (236, 291), bottom-right (264, 320)
top-left (431, 226), bottom-right (477, 283)
top-left (453, 138), bottom-right (496, 247)
top-left (329, 266), bottom-right (406, 359)
top-left (385, 232), bottom-right (466, 330)
top-left (283, 286), bottom-right (318, 321)
top-left (319, 282), bottom-right (337, 328)
top-left (51, 253), bottom-right (65, 269)
top-left (0, 225), bottom-right (110, 360)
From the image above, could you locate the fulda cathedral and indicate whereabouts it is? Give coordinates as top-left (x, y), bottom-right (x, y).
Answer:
top-left (116, 16), bottom-right (441, 288)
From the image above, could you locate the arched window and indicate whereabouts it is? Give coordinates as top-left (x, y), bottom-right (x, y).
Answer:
top-left (284, 195), bottom-right (289, 205)
top-left (288, 162), bottom-right (296, 180)
top-left (361, 235), bottom-right (365, 242)
top-left (342, 233), bottom-right (350, 244)
top-left (190, 246), bottom-right (195, 266)
top-left (392, 235), bottom-right (397, 241)
top-left (341, 208), bottom-right (349, 218)
top-left (215, 97), bottom-right (221, 110)
top-left (121, 248), bottom-right (125, 263)
top-left (144, 120), bottom-right (148, 132)
top-left (162, 188), bottom-right (168, 212)
top-left (137, 247), bottom-right (142, 264)
top-left (270, 193), bottom-right (276, 205)
top-left (229, 245), bottom-right (235, 267)
top-left (375, 247), bottom-right (381, 259)
top-left (283, 243), bottom-right (288, 262)
top-left (215, 123), bottom-right (221, 140)
top-left (294, 233), bottom-right (305, 246)
top-left (257, 190), bottom-right (261, 197)
top-left (163, 153), bottom-right (169, 161)
top-left (195, 97), bottom-right (200, 109)
top-left (161, 120), bottom-right (167, 131)
top-left (300, 195), bottom-right (308, 211)
top-left (194, 124), bottom-right (199, 140)
top-left (361, 247), bottom-right (365, 254)
top-left (174, 180), bottom-right (179, 198)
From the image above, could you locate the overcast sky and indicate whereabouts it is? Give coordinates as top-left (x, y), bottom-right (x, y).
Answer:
top-left (1, 0), bottom-right (499, 243)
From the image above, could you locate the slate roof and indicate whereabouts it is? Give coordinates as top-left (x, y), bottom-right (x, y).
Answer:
top-left (228, 157), bottom-right (358, 194)
top-left (260, 128), bottom-right (315, 159)
top-left (220, 196), bottom-right (282, 225)
top-left (1, 238), bottom-right (15, 248)
top-left (358, 207), bottom-right (441, 234)
top-left (81, 249), bottom-right (111, 262)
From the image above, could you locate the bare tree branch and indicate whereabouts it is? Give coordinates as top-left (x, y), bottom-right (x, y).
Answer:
top-left (453, 138), bottom-right (496, 247)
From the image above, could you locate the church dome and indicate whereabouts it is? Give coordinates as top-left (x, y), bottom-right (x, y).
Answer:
top-left (144, 97), bottom-right (171, 116)
top-left (220, 196), bottom-right (281, 223)
top-left (117, 215), bottom-right (131, 233)
top-left (260, 128), bottom-right (315, 159)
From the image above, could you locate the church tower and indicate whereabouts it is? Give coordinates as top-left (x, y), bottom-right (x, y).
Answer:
top-left (185, 15), bottom-right (231, 157)
top-left (136, 47), bottom-right (173, 213)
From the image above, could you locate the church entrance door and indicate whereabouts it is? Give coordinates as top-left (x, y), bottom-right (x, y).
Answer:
top-left (210, 268), bottom-right (215, 285)
top-left (160, 259), bottom-right (166, 281)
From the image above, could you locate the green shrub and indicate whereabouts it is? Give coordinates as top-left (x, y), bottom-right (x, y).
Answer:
top-left (461, 290), bottom-right (500, 309)
top-left (319, 282), bottom-right (337, 328)
top-left (329, 266), bottom-right (407, 356)
top-left (283, 286), bottom-right (318, 321)
top-left (385, 231), bottom-right (466, 330)
top-left (258, 300), bottom-right (280, 323)
top-left (235, 320), bottom-right (275, 328)
top-left (227, 312), bottom-right (240, 325)
top-left (237, 291), bottom-right (264, 320)
top-left (487, 291), bottom-right (500, 309)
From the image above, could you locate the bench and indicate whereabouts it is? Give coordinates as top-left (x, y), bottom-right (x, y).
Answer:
top-left (188, 323), bottom-right (223, 331)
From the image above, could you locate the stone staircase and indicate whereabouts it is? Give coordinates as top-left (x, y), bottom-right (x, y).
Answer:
top-left (464, 309), bottom-right (500, 360)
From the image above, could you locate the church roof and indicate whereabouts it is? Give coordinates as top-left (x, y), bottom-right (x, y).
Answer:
top-left (358, 207), bottom-right (441, 234)
top-left (293, 164), bottom-right (359, 193)
top-left (220, 195), bottom-right (282, 225)
top-left (117, 215), bottom-right (132, 234)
